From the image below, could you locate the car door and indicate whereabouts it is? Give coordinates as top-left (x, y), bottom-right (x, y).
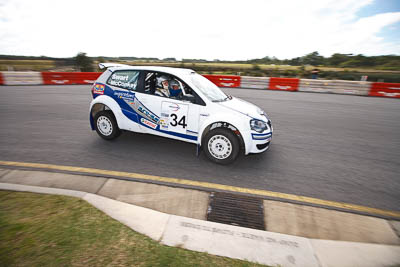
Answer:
top-left (134, 71), bottom-right (202, 143)
top-left (105, 69), bottom-right (142, 132)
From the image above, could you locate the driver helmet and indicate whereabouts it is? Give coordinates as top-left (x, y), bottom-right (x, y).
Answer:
top-left (169, 79), bottom-right (182, 97)
top-left (156, 75), bottom-right (170, 89)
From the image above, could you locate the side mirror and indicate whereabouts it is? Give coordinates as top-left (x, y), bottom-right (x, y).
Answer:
top-left (182, 94), bottom-right (196, 103)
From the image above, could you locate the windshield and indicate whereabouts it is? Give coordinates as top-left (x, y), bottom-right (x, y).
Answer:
top-left (190, 74), bottom-right (228, 102)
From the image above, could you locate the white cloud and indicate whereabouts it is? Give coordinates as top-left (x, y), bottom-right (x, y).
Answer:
top-left (0, 0), bottom-right (399, 59)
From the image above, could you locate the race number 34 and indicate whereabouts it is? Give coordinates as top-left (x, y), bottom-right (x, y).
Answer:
top-left (161, 102), bottom-right (189, 134)
top-left (170, 114), bottom-right (187, 128)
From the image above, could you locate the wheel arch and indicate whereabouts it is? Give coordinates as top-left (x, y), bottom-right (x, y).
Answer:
top-left (89, 95), bottom-right (122, 130)
top-left (198, 116), bottom-right (247, 153)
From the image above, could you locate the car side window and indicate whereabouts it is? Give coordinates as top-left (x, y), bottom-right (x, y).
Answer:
top-left (107, 70), bottom-right (139, 91)
top-left (144, 72), bottom-right (179, 97)
top-left (144, 72), bottom-right (157, 94)
top-left (143, 71), bottom-right (205, 105)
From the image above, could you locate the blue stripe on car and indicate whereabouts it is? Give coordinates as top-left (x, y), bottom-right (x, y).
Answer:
top-left (104, 84), bottom-right (198, 141)
top-left (251, 133), bottom-right (272, 140)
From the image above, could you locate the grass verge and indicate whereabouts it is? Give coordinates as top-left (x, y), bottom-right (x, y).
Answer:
top-left (0, 190), bottom-right (266, 267)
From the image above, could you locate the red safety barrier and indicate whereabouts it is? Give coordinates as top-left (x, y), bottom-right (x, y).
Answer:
top-left (0, 72), bottom-right (3, 85)
top-left (41, 72), bottom-right (102, 85)
top-left (268, 77), bottom-right (299, 91)
top-left (368, 82), bottom-right (400, 98)
top-left (203, 75), bottom-right (241, 88)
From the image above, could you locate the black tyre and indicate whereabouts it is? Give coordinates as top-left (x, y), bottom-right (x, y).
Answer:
top-left (94, 110), bottom-right (121, 140)
top-left (203, 128), bottom-right (240, 165)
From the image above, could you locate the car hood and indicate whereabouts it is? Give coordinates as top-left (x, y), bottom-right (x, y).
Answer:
top-left (217, 96), bottom-right (264, 120)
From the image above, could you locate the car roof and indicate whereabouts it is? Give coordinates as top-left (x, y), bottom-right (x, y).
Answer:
top-left (106, 64), bottom-right (196, 77)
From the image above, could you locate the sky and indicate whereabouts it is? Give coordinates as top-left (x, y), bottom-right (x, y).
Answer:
top-left (0, 0), bottom-right (399, 60)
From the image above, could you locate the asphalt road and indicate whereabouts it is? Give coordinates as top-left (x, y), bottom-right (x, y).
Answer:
top-left (1, 85), bottom-right (399, 211)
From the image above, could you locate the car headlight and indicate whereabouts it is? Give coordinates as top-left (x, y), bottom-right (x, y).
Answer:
top-left (257, 108), bottom-right (270, 121)
top-left (250, 119), bottom-right (268, 133)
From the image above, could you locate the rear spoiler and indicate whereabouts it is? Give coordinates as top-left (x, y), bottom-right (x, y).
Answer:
top-left (98, 62), bottom-right (130, 69)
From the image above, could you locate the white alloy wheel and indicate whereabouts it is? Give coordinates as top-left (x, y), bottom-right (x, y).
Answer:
top-left (97, 116), bottom-right (113, 136)
top-left (207, 134), bottom-right (233, 160)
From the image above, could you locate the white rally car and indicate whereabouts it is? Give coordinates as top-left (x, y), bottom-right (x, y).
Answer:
top-left (89, 63), bottom-right (273, 164)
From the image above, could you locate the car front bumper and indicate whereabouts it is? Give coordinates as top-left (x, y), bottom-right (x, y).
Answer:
top-left (248, 131), bottom-right (272, 153)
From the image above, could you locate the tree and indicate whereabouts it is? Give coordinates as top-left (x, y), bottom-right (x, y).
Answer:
top-left (339, 54), bottom-right (372, 67)
top-left (97, 56), bottom-right (106, 63)
top-left (162, 57), bottom-right (176, 61)
top-left (287, 57), bottom-right (301, 66)
top-left (328, 53), bottom-right (350, 66)
top-left (75, 52), bottom-right (94, 72)
top-left (301, 51), bottom-right (324, 66)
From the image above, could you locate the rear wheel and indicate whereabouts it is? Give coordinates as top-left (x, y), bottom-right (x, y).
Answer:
top-left (203, 128), bottom-right (240, 165)
top-left (94, 111), bottom-right (120, 140)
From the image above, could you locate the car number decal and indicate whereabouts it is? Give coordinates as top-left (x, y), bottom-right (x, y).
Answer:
top-left (161, 102), bottom-right (188, 134)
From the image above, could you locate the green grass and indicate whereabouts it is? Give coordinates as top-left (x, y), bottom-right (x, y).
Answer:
top-left (0, 60), bottom-right (56, 71)
top-left (0, 191), bottom-right (266, 267)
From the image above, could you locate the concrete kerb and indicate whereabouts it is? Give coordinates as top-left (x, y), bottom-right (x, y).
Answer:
top-left (310, 239), bottom-right (400, 267)
top-left (161, 215), bottom-right (320, 267)
top-left (1, 182), bottom-right (400, 267)
top-left (0, 182), bottom-right (87, 199)
top-left (0, 169), bottom-right (108, 194)
top-left (0, 168), bottom-right (11, 178)
top-left (83, 193), bottom-right (170, 241)
top-left (2, 164), bottom-right (400, 221)
top-left (264, 200), bottom-right (400, 245)
top-left (390, 221), bottom-right (400, 238)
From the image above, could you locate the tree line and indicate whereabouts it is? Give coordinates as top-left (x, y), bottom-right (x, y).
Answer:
top-left (245, 52), bottom-right (400, 70)
top-left (1, 51), bottom-right (399, 70)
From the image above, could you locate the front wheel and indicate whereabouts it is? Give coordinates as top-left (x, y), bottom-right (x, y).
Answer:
top-left (203, 128), bottom-right (240, 165)
top-left (94, 111), bottom-right (121, 140)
